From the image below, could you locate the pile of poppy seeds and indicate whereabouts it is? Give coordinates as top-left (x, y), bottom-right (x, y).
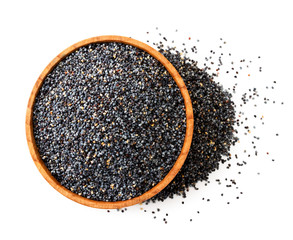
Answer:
top-left (33, 38), bottom-right (238, 204)
top-left (33, 42), bottom-right (186, 201)
top-left (32, 30), bottom-right (281, 222)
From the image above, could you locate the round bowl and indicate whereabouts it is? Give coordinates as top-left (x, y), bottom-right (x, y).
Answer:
top-left (26, 35), bottom-right (194, 209)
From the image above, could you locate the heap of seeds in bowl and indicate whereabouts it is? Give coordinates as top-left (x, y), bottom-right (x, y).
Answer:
top-left (33, 42), bottom-right (186, 201)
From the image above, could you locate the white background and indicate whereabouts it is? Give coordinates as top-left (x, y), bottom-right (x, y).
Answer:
top-left (1, 0), bottom-right (293, 239)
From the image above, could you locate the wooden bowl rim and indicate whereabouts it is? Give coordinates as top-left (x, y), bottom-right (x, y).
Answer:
top-left (25, 35), bottom-right (194, 209)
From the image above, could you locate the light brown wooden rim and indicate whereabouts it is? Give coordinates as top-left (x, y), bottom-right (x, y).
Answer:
top-left (26, 35), bottom-right (194, 209)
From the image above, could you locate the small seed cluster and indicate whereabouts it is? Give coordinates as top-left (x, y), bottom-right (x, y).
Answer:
top-left (33, 42), bottom-right (186, 201)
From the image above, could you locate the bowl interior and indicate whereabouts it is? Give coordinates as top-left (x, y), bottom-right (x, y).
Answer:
top-left (25, 35), bottom-right (194, 209)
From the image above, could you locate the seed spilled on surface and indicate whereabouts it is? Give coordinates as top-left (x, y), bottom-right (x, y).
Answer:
top-left (32, 29), bottom-right (283, 224)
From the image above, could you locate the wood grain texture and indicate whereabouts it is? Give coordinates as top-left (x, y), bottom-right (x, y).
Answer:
top-left (26, 35), bottom-right (194, 209)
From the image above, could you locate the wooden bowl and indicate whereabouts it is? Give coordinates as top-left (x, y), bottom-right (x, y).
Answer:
top-left (26, 35), bottom-right (194, 209)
